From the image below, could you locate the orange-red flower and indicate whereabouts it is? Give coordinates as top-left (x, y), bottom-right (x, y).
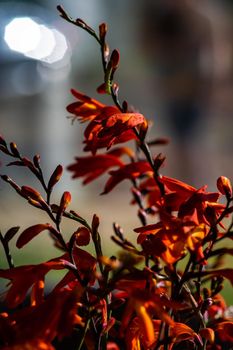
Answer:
top-left (0, 259), bottom-right (65, 308)
top-left (67, 152), bottom-right (124, 184)
top-left (217, 176), bottom-right (232, 198)
top-left (0, 339), bottom-right (55, 350)
top-left (139, 176), bottom-right (225, 225)
top-left (102, 161), bottom-right (153, 194)
top-left (53, 247), bottom-right (97, 291)
top-left (84, 110), bottom-right (145, 153)
top-left (0, 288), bottom-right (83, 349)
top-left (215, 321), bottom-right (233, 343)
top-left (134, 211), bottom-right (210, 264)
top-left (67, 88), bottom-right (105, 122)
top-left (67, 89), bottom-right (146, 153)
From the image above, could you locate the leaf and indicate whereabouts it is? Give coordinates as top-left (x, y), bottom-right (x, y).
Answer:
top-left (16, 224), bottom-right (51, 248)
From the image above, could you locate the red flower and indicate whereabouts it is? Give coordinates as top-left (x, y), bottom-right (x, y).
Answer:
top-left (67, 89), bottom-right (105, 122)
top-left (134, 212), bottom-right (209, 264)
top-left (0, 288), bottom-right (83, 349)
top-left (140, 176), bottom-right (225, 225)
top-left (84, 110), bottom-right (145, 153)
top-left (0, 259), bottom-right (65, 308)
top-left (216, 321), bottom-right (233, 343)
top-left (67, 89), bottom-right (146, 153)
top-left (102, 161), bottom-right (153, 194)
top-left (67, 151), bottom-right (124, 184)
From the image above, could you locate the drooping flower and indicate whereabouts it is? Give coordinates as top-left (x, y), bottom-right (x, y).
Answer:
top-left (215, 321), bottom-right (233, 343)
top-left (67, 89), bottom-right (147, 153)
top-left (67, 89), bottom-right (106, 122)
top-left (0, 288), bottom-right (83, 349)
top-left (67, 151), bottom-right (124, 184)
top-left (0, 259), bottom-right (65, 308)
top-left (83, 110), bottom-right (146, 153)
top-left (102, 161), bottom-right (153, 194)
top-left (134, 211), bottom-right (201, 264)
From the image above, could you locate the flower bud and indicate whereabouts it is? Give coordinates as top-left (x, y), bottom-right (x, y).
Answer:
top-left (60, 191), bottom-right (72, 212)
top-left (0, 135), bottom-right (7, 147)
top-left (217, 176), bottom-right (232, 199)
top-left (110, 49), bottom-right (120, 69)
top-left (33, 155), bottom-right (41, 169)
top-left (92, 214), bottom-right (100, 232)
top-left (199, 327), bottom-right (215, 344)
top-left (10, 142), bottom-right (20, 157)
top-left (48, 165), bottom-right (63, 191)
top-left (21, 186), bottom-right (44, 203)
top-left (99, 22), bottom-right (107, 42)
top-left (74, 227), bottom-right (90, 246)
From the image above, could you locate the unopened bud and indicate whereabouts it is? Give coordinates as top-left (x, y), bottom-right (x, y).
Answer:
top-left (48, 165), bottom-right (63, 190)
top-left (33, 155), bottom-right (41, 169)
top-left (21, 186), bottom-right (44, 203)
top-left (103, 43), bottom-right (110, 61)
top-left (199, 328), bottom-right (215, 344)
top-left (138, 208), bottom-right (147, 226)
top-left (92, 214), bottom-right (100, 232)
top-left (110, 49), bottom-right (120, 69)
top-left (22, 157), bottom-right (35, 171)
top-left (0, 135), bottom-right (7, 147)
top-left (154, 153), bottom-right (165, 171)
top-left (139, 120), bottom-right (148, 140)
top-left (217, 176), bottom-right (232, 199)
top-left (97, 82), bottom-right (106, 94)
top-left (74, 227), bottom-right (90, 246)
top-left (99, 22), bottom-right (107, 42)
top-left (10, 142), bottom-right (20, 157)
top-left (60, 191), bottom-right (72, 211)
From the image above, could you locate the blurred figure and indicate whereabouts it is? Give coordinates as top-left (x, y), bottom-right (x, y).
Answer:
top-left (140, 0), bottom-right (214, 184)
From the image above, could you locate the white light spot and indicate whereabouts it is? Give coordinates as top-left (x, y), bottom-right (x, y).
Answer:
top-left (4, 17), bottom-right (41, 54)
top-left (25, 25), bottom-right (56, 60)
top-left (4, 17), bottom-right (69, 66)
top-left (42, 29), bottom-right (68, 64)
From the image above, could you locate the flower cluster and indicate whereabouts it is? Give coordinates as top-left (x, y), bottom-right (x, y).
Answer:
top-left (0, 6), bottom-right (233, 350)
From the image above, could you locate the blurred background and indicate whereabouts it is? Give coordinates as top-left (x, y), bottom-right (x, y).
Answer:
top-left (0, 0), bottom-right (233, 274)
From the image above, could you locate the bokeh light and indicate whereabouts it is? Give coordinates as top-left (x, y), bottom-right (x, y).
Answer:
top-left (4, 17), bottom-right (68, 64)
top-left (4, 17), bottom-right (41, 54)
